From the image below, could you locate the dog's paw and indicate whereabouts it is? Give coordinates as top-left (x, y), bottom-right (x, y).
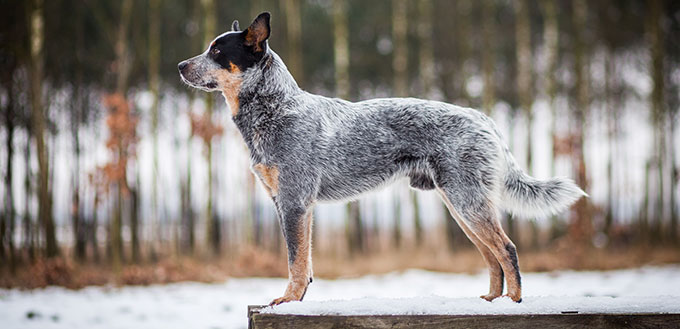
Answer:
top-left (480, 293), bottom-right (501, 302)
top-left (502, 294), bottom-right (522, 303)
top-left (269, 295), bottom-right (298, 306)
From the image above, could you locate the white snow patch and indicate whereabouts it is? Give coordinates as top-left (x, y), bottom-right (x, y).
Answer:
top-left (262, 296), bottom-right (680, 316)
top-left (1, 266), bottom-right (679, 329)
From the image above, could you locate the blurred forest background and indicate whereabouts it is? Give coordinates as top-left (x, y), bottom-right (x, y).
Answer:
top-left (1, 0), bottom-right (679, 288)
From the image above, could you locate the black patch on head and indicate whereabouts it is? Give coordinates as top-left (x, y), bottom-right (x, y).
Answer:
top-left (505, 242), bottom-right (521, 288)
top-left (209, 32), bottom-right (263, 72)
top-left (208, 12), bottom-right (271, 72)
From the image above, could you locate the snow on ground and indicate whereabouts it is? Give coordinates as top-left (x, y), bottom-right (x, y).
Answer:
top-left (1, 266), bottom-right (679, 329)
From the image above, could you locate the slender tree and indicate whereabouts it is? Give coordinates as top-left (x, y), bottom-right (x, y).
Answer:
top-left (30, 0), bottom-right (58, 258)
top-left (181, 0), bottom-right (204, 255)
top-left (146, 0), bottom-right (162, 262)
top-left (22, 139), bottom-right (34, 260)
top-left (333, 0), bottom-right (349, 100)
top-left (568, 0), bottom-right (592, 247)
top-left (455, 0), bottom-right (472, 103)
top-left (481, 0), bottom-right (495, 114)
top-left (111, 0), bottom-right (134, 272)
top-left (2, 63), bottom-right (16, 268)
top-left (392, 0), bottom-right (408, 97)
top-left (603, 45), bottom-right (617, 238)
top-left (202, 0), bottom-right (220, 255)
top-left (541, 0), bottom-right (563, 242)
top-left (515, 0), bottom-right (533, 173)
top-left (71, 78), bottom-right (86, 261)
top-left (283, 0), bottom-right (303, 87)
top-left (418, 0), bottom-right (435, 99)
top-left (648, 0), bottom-right (666, 243)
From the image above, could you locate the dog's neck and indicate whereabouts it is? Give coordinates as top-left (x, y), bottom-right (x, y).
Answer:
top-left (231, 49), bottom-right (301, 163)
top-left (238, 50), bottom-right (301, 108)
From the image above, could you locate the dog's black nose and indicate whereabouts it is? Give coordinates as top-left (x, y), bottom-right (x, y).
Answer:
top-left (178, 61), bottom-right (188, 72)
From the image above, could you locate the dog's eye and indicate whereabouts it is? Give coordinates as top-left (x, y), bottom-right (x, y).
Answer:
top-left (211, 48), bottom-right (220, 55)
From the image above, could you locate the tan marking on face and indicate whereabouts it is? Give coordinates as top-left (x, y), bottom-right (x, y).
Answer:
top-left (437, 189), bottom-right (521, 302)
top-left (253, 164), bottom-right (279, 197)
top-left (214, 62), bottom-right (242, 116)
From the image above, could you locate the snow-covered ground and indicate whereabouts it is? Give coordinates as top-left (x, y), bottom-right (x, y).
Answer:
top-left (1, 266), bottom-right (679, 329)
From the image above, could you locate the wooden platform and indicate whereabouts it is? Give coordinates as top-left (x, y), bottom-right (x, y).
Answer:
top-left (248, 305), bottom-right (680, 329)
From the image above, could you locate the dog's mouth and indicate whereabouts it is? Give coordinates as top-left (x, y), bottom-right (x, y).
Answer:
top-left (180, 73), bottom-right (218, 92)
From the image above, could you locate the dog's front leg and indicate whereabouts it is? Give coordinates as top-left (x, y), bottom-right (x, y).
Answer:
top-left (270, 204), bottom-right (314, 305)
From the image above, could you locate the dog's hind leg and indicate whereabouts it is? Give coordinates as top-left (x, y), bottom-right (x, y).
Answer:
top-left (472, 218), bottom-right (522, 303)
top-left (437, 190), bottom-right (505, 301)
top-left (437, 185), bottom-right (521, 303)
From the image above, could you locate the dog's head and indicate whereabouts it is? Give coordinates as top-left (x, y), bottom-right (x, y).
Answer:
top-left (178, 12), bottom-right (271, 94)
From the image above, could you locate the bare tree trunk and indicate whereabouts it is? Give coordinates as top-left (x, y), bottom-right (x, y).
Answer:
top-left (111, 185), bottom-right (123, 270)
top-left (333, 0), bottom-right (349, 100)
top-left (91, 192), bottom-right (100, 262)
top-left (148, 0), bottom-right (161, 261)
top-left (542, 0), bottom-right (561, 243)
top-left (181, 0), bottom-right (202, 255)
top-left (130, 180), bottom-right (140, 262)
top-left (515, 0), bottom-right (537, 249)
top-left (22, 139), bottom-right (34, 260)
top-left (71, 88), bottom-right (86, 262)
top-left (569, 0), bottom-right (592, 247)
top-left (392, 0), bottom-right (408, 97)
top-left (2, 76), bottom-right (15, 269)
top-left (283, 0), bottom-right (303, 86)
top-left (481, 0), bottom-right (495, 114)
top-left (454, 0), bottom-right (472, 103)
top-left (71, 5), bottom-right (87, 262)
top-left (111, 0), bottom-right (134, 273)
top-left (418, 0), bottom-right (435, 99)
top-left (30, 0), bottom-right (57, 258)
top-left (515, 0), bottom-right (533, 174)
top-left (516, 0), bottom-right (539, 249)
top-left (670, 112), bottom-right (678, 245)
top-left (203, 0), bottom-right (220, 255)
top-left (648, 0), bottom-right (665, 245)
top-left (641, 161), bottom-right (651, 245)
top-left (604, 46), bottom-right (616, 238)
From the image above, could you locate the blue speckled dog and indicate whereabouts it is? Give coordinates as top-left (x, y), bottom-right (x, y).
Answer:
top-left (178, 12), bottom-right (586, 305)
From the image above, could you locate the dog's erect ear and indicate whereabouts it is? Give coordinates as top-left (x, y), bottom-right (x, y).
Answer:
top-left (231, 20), bottom-right (240, 32)
top-left (243, 12), bottom-right (270, 52)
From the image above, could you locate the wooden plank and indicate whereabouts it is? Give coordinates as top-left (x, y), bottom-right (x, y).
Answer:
top-left (248, 305), bottom-right (680, 329)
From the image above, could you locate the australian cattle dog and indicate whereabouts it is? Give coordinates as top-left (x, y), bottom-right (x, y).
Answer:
top-left (178, 12), bottom-right (586, 305)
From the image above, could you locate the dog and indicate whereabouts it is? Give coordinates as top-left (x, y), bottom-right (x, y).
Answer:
top-left (178, 12), bottom-right (586, 305)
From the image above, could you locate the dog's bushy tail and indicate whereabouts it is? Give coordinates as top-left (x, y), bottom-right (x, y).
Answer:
top-left (499, 150), bottom-right (586, 218)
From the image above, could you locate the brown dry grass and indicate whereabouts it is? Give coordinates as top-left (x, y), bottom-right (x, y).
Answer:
top-left (1, 246), bottom-right (678, 290)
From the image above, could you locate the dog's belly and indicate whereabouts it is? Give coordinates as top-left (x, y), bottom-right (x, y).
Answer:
top-left (315, 159), bottom-right (406, 202)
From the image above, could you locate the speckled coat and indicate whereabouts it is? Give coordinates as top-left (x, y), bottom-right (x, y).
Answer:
top-left (179, 12), bottom-right (586, 306)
